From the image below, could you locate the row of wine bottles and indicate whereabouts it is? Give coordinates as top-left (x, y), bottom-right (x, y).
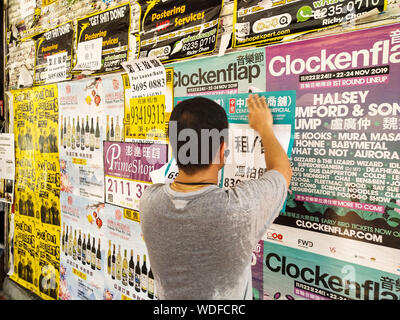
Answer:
top-left (61, 224), bottom-right (157, 299)
top-left (60, 115), bottom-right (123, 151)
top-left (62, 224), bottom-right (101, 271)
top-left (107, 241), bottom-right (156, 299)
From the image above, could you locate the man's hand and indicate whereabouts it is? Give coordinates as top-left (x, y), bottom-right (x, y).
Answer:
top-left (247, 94), bottom-right (273, 132)
top-left (246, 94), bottom-right (292, 188)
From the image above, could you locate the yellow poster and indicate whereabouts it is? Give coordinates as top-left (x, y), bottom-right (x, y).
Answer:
top-left (124, 94), bottom-right (170, 141)
top-left (123, 67), bottom-right (174, 141)
top-left (11, 84), bottom-right (60, 300)
top-left (42, 0), bottom-right (58, 6)
top-left (10, 216), bottom-right (38, 295)
top-left (36, 224), bottom-right (60, 300)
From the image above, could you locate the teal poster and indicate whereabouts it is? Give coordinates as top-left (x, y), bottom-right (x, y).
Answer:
top-left (256, 241), bottom-right (400, 300)
top-left (175, 91), bottom-right (296, 201)
top-left (167, 47), bottom-right (267, 97)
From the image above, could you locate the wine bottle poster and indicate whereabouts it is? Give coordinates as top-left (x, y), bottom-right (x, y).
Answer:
top-left (58, 75), bottom-right (125, 202)
top-left (59, 192), bottom-right (106, 300)
top-left (102, 203), bottom-right (155, 300)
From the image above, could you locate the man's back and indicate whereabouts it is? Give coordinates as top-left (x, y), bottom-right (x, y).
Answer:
top-left (140, 169), bottom-right (287, 300)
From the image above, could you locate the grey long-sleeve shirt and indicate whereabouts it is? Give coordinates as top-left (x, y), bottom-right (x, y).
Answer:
top-left (139, 169), bottom-right (287, 300)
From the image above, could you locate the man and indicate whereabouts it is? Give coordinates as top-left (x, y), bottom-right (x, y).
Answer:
top-left (140, 95), bottom-right (292, 299)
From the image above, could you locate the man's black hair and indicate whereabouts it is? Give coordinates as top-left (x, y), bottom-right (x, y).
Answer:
top-left (168, 97), bottom-right (229, 175)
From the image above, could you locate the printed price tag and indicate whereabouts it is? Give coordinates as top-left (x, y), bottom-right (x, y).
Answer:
top-left (74, 37), bottom-right (103, 71)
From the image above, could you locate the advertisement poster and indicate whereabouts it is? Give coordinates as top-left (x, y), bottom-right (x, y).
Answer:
top-left (123, 65), bottom-right (174, 142)
top-left (0, 133), bottom-right (15, 203)
top-left (34, 21), bottom-right (74, 85)
top-left (36, 223), bottom-right (60, 299)
top-left (102, 204), bottom-right (156, 300)
top-left (34, 85), bottom-right (61, 231)
top-left (11, 84), bottom-right (61, 300)
top-left (266, 24), bottom-right (400, 250)
top-left (137, 0), bottom-right (224, 63)
top-left (122, 57), bottom-right (167, 99)
top-left (58, 196), bottom-right (156, 300)
top-left (58, 193), bottom-right (106, 300)
top-left (104, 141), bottom-right (168, 211)
top-left (11, 216), bottom-right (37, 295)
top-left (168, 47), bottom-right (267, 97)
top-left (58, 75), bottom-right (125, 202)
top-left (74, 3), bottom-right (131, 74)
top-left (256, 241), bottom-right (400, 300)
top-left (13, 88), bottom-right (38, 250)
top-left (175, 91), bottom-right (296, 194)
top-left (233, 0), bottom-right (387, 48)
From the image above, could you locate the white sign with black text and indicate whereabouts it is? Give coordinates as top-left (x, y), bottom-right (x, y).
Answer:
top-left (0, 133), bottom-right (15, 203)
top-left (121, 57), bottom-right (166, 99)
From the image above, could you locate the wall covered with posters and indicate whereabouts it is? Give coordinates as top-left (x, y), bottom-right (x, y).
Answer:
top-left (168, 23), bottom-right (400, 300)
top-left (3, 0), bottom-right (400, 301)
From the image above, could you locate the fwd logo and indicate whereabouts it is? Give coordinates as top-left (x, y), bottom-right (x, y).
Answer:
top-left (298, 239), bottom-right (313, 248)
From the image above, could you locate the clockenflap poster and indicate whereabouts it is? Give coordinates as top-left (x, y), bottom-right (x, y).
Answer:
top-left (4, 0), bottom-right (400, 301)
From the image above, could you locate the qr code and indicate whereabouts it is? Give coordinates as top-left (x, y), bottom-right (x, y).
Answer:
top-left (236, 22), bottom-right (250, 36)
top-left (107, 193), bottom-right (113, 202)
